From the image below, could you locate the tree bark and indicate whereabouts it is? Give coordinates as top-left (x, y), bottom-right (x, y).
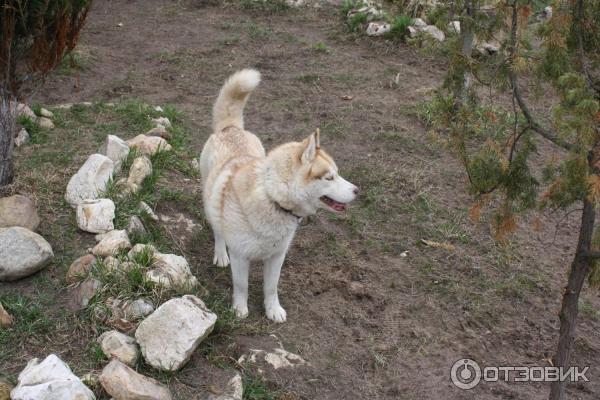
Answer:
top-left (0, 96), bottom-right (15, 187)
top-left (549, 189), bottom-right (595, 399)
top-left (453, 0), bottom-right (474, 105)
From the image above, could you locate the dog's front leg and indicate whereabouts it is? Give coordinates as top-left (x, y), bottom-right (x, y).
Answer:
top-left (230, 253), bottom-right (249, 318)
top-left (263, 252), bottom-right (287, 323)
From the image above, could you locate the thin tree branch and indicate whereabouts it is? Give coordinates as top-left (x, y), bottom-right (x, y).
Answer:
top-left (575, 0), bottom-right (600, 99)
top-left (579, 250), bottom-right (600, 259)
top-left (507, 2), bottom-right (574, 152)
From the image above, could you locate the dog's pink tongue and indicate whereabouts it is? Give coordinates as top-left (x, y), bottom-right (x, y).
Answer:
top-left (333, 202), bottom-right (347, 211)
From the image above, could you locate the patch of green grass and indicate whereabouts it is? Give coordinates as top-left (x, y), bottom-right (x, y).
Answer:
top-left (239, 0), bottom-right (290, 13)
top-left (242, 374), bottom-right (280, 400)
top-left (580, 300), bottom-right (599, 320)
top-left (386, 15), bottom-right (413, 40)
top-left (57, 48), bottom-right (94, 76)
top-left (340, 0), bottom-right (362, 15)
top-left (17, 114), bottom-right (46, 144)
top-left (0, 294), bottom-right (55, 363)
top-left (221, 36), bottom-right (240, 46)
top-left (346, 11), bottom-right (368, 33)
top-left (247, 23), bottom-right (272, 39)
top-left (312, 42), bottom-right (330, 53)
top-left (297, 74), bottom-right (321, 84)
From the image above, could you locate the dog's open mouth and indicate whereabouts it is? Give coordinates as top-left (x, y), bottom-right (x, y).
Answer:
top-left (320, 196), bottom-right (348, 212)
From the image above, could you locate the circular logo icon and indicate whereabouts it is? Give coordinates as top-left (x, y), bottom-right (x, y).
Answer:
top-left (451, 358), bottom-right (482, 390)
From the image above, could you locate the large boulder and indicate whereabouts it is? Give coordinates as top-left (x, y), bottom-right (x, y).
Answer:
top-left (0, 194), bottom-right (40, 231)
top-left (135, 295), bottom-right (217, 371)
top-left (101, 135), bottom-right (130, 174)
top-left (76, 199), bottom-right (115, 234)
top-left (126, 134), bottom-right (172, 156)
top-left (0, 227), bottom-right (53, 281)
top-left (99, 359), bottom-right (172, 400)
top-left (97, 330), bottom-right (140, 366)
top-left (65, 154), bottom-right (114, 207)
top-left (10, 354), bottom-right (95, 400)
top-left (146, 253), bottom-right (197, 289)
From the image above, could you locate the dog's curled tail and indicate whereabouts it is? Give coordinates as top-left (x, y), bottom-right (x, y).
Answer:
top-left (213, 69), bottom-right (261, 132)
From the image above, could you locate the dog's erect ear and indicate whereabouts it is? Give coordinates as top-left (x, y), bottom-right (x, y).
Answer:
top-left (314, 128), bottom-right (320, 149)
top-left (301, 131), bottom-right (319, 164)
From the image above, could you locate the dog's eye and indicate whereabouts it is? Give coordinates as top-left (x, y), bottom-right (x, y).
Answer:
top-left (324, 175), bottom-right (334, 181)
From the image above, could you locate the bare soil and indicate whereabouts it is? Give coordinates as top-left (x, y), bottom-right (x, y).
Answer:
top-left (1, 1), bottom-right (599, 399)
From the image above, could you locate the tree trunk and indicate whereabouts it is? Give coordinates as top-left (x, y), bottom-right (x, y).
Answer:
top-left (549, 195), bottom-right (595, 400)
top-left (453, 1), bottom-right (474, 105)
top-left (0, 96), bottom-right (15, 187)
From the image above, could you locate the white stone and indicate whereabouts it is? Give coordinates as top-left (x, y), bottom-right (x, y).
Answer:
top-left (100, 359), bottom-right (172, 400)
top-left (122, 299), bottom-right (154, 320)
top-left (154, 106), bottom-right (164, 112)
top-left (408, 25), bottom-right (419, 38)
top-left (65, 154), bottom-right (114, 207)
top-left (38, 117), bottom-right (54, 129)
top-left (139, 201), bottom-right (159, 221)
top-left (0, 227), bottom-right (53, 281)
top-left (92, 230), bottom-right (131, 257)
top-left (366, 22), bottom-right (390, 36)
top-left (39, 108), bottom-right (54, 118)
top-left (126, 215), bottom-right (147, 237)
top-left (151, 117), bottom-right (171, 129)
top-left (103, 256), bottom-right (120, 272)
top-left (11, 354), bottom-right (95, 400)
top-left (102, 135), bottom-right (130, 174)
top-left (127, 134), bottom-right (172, 156)
top-left (14, 103), bottom-right (37, 120)
top-left (448, 20), bottom-right (460, 34)
top-left (126, 156), bottom-right (152, 191)
top-left (127, 243), bottom-right (156, 259)
top-left (98, 331), bottom-right (140, 366)
top-left (146, 253), bottom-right (198, 289)
top-left (135, 295), bottom-right (216, 371)
top-left (55, 103), bottom-right (73, 110)
top-left (412, 17), bottom-right (427, 28)
top-left (191, 158), bottom-right (201, 173)
top-left (76, 199), bottom-right (115, 233)
top-left (422, 25), bottom-right (445, 41)
top-left (15, 128), bottom-right (29, 147)
top-left (239, 347), bottom-right (308, 370)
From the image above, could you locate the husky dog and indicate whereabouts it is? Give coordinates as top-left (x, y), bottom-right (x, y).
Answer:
top-left (199, 69), bottom-right (358, 322)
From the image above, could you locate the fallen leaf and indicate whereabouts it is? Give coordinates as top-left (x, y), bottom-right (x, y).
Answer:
top-left (420, 239), bottom-right (456, 252)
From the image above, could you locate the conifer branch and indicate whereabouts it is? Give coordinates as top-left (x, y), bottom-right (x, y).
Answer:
top-left (507, 2), bottom-right (574, 152)
top-left (575, 0), bottom-right (600, 99)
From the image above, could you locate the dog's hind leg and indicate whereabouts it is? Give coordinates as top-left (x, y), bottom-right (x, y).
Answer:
top-left (230, 252), bottom-right (249, 318)
top-left (212, 231), bottom-right (230, 267)
top-left (263, 252), bottom-right (287, 323)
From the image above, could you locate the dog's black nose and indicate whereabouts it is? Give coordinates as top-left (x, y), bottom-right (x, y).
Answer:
top-left (353, 187), bottom-right (359, 195)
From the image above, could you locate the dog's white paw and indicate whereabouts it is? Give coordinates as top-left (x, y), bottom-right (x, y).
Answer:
top-left (213, 251), bottom-right (230, 267)
top-left (233, 304), bottom-right (248, 319)
top-left (265, 304), bottom-right (287, 323)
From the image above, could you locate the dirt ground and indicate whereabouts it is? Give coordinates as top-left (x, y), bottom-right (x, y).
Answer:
top-left (1, 1), bottom-right (599, 399)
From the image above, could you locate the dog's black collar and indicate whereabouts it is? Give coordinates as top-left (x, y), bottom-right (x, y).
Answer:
top-left (273, 201), bottom-right (302, 221)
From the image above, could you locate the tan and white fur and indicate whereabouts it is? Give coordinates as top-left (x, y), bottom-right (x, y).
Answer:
top-left (200, 69), bottom-right (358, 322)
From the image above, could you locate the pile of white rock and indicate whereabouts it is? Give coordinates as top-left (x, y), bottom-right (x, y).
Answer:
top-left (345, 1), bottom-right (446, 41)
top-left (11, 102), bottom-right (56, 148)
